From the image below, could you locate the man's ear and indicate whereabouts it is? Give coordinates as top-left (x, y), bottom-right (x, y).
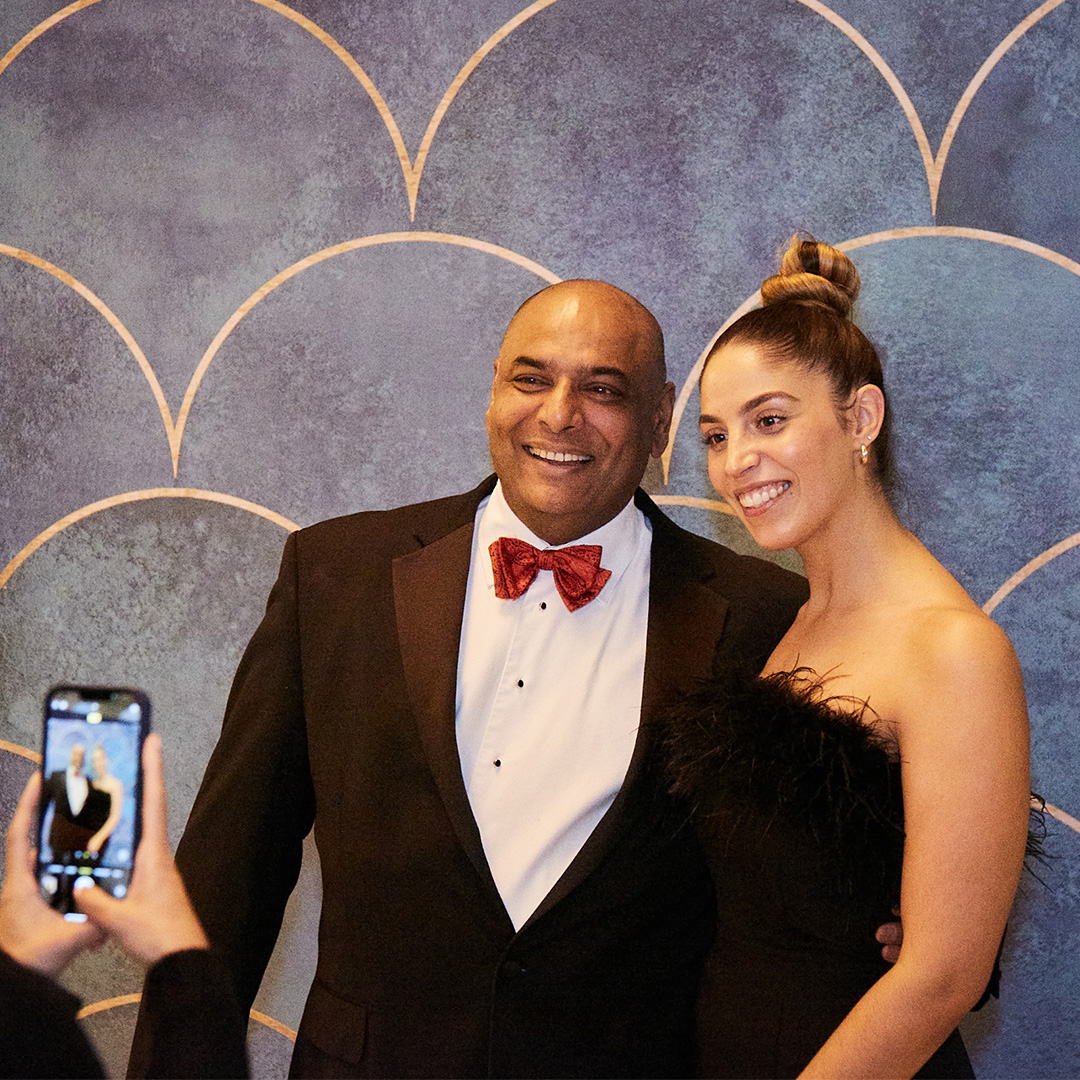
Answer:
top-left (650, 382), bottom-right (677, 459)
top-left (850, 383), bottom-right (885, 449)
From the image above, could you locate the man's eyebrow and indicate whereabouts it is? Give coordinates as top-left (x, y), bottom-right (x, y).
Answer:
top-left (699, 391), bottom-right (798, 426)
top-left (588, 365), bottom-right (631, 382)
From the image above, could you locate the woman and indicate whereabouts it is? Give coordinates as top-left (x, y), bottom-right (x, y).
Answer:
top-left (670, 235), bottom-right (1031, 1078)
top-left (84, 744), bottom-right (124, 859)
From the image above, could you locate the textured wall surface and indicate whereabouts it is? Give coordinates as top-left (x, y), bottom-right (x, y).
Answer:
top-left (0, 1), bottom-right (1076, 1076)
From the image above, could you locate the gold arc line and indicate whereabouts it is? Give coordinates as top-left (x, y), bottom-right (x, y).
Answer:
top-left (933, 0), bottom-right (1067, 215)
top-left (246, 1), bottom-right (412, 205)
top-left (652, 495), bottom-right (736, 517)
top-left (837, 226), bottom-right (1080, 278)
top-left (409, 0), bottom-right (561, 220)
top-left (982, 531), bottom-right (1080, 616)
top-left (172, 232), bottom-right (559, 474)
top-left (249, 0), bottom-right (560, 220)
top-left (0, 244), bottom-right (176, 470)
top-left (794, 0), bottom-right (1066, 215)
top-left (250, 1008), bottom-right (298, 1042)
top-left (75, 992), bottom-right (299, 1036)
top-left (661, 292), bottom-right (762, 483)
top-left (76, 993), bottom-right (142, 1020)
top-left (5, 4), bottom-right (1071, 870)
top-left (1045, 803), bottom-right (1080, 837)
top-left (0, 740), bottom-right (41, 764)
top-left (793, 0), bottom-right (934, 210)
top-left (1, 0), bottom-right (1063, 231)
top-left (0, 0), bottom-right (105, 79)
top-left (666, 228), bottom-right (1072, 468)
top-left (1, 0), bottom-right (557, 222)
top-left (0, 489), bottom-right (300, 592)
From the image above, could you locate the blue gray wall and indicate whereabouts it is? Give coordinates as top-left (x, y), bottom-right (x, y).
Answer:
top-left (0, 1), bottom-right (1077, 1076)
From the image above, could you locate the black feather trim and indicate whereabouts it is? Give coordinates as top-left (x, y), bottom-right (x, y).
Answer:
top-left (661, 667), bottom-right (1049, 904)
top-left (661, 667), bottom-right (905, 902)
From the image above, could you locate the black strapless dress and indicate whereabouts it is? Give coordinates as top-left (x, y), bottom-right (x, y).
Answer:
top-left (79, 785), bottom-right (112, 835)
top-left (664, 670), bottom-right (975, 1080)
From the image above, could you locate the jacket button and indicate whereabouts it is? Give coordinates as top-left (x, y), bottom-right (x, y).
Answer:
top-left (501, 959), bottom-right (525, 976)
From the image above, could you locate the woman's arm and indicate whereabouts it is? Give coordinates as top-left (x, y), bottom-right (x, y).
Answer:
top-left (799, 612), bottom-right (1030, 1079)
top-left (87, 779), bottom-right (123, 854)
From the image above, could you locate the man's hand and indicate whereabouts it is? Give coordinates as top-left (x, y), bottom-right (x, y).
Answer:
top-left (75, 733), bottom-right (208, 966)
top-left (0, 771), bottom-right (104, 975)
top-left (875, 905), bottom-right (903, 963)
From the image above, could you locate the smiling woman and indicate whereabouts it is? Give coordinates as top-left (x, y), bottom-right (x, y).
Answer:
top-left (667, 235), bottom-right (1034, 1079)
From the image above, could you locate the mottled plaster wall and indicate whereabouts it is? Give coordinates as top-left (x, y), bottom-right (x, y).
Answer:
top-left (0, 1), bottom-right (1077, 1076)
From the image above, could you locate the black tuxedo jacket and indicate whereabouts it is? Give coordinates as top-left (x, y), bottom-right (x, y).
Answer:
top-left (41, 769), bottom-right (96, 856)
top-left (167, 478), bottom-right (807, 1078)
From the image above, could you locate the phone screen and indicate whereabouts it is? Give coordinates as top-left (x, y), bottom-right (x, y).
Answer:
top-left (37, 686), bottom-right (150, 920)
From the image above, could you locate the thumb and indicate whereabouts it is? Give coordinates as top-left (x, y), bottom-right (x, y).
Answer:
top-left (73, 881), bottom-right (123, 931)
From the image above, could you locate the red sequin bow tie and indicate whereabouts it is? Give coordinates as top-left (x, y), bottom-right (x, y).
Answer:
top-left (489, 537), bottom-right (612, 612)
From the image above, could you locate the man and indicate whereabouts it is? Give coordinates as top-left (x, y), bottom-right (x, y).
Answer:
top-left (152, 281), bottom-right (808, 1077)
top-left (41, 743), bottom-right (94, 859)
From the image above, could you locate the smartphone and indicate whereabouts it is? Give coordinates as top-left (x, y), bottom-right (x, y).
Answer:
top-left (37, 685), bottom-right (151, 921)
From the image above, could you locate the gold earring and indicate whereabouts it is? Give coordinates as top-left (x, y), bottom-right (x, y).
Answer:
top-left (859, 444), bottom-right (869, 465)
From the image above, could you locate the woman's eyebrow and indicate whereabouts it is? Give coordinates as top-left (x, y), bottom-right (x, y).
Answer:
top-left (699, 391), bottom-right (798, 425)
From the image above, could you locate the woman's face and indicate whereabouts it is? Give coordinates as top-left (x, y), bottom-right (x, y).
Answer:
top-left (92, 746), bottom-right (107, 775)
top-left (698, 341), bottom-right (857, 551)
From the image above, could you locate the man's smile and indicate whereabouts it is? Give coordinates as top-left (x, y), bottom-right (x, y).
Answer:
top-left (525, 445), bottom-right (593, 464)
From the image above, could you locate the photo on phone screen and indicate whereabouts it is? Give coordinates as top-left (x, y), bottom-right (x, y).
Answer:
top-left (37, 686), bottom-right (150, 920)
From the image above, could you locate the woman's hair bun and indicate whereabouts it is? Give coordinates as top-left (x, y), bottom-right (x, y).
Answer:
top-left (759, 233), bottom-right (860, 318)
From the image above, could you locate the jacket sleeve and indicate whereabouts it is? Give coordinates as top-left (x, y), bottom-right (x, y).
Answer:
top-left (130, 531), bottom-right (316, 1077)
top-left (0, 948), bottom-right (105, 1079)
top-left (137, 949), bottom-right (249, 1079)
top-left (175, 529), bottom-right (317, 1010)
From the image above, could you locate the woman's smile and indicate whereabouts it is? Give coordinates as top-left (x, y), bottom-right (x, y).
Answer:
top-left (735, 480), bottom-right (791, 514)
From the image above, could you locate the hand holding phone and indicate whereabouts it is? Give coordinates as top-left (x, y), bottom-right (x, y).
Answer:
top-left (0, 771), bottom-right (104, 975)
top-left (2, 730), bottom-right (208, 976)
top-left (74, 733), bottom-right (208, 965)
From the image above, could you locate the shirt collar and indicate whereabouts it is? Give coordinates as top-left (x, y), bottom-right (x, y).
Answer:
top-left (476, 481), bottom-right (650, 594)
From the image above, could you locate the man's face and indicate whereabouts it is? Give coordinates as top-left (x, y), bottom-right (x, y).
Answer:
top-left (486, 283), bottom-right (674, 545)
top-left (70, 744), bottom-right (85, 773)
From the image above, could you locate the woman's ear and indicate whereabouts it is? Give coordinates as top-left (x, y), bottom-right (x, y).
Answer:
top-left (850, 383), bottom-right (885, 449)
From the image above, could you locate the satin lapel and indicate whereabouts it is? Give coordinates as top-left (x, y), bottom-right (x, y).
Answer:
top-left (524, 498), bottom-right (730, 927)
top-left (392, 520), bottom-right (502, 904)
top-left (639, 510), bottom-right (731, 726)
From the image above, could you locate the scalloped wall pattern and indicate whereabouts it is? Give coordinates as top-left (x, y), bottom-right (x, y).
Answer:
top-left (0, 1), bottom-right (1076, 1076)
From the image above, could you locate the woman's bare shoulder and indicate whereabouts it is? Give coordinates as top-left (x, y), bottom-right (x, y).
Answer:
top-left (890, 601), bottom-right (1026, 734)
top-left (906, 600), bottom-right (1017, 672)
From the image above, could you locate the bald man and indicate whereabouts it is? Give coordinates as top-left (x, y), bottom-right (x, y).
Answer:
top-left (155, 281), bottom-right (807, 1078)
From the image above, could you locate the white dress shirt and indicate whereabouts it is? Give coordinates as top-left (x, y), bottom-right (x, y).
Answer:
top-left (456, 482), bottom-right (651, 930)
top-left (66, 766), bottom-right (88, 816)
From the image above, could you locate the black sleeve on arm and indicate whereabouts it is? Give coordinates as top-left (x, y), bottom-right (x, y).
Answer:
top-left (138, 949), bottom-right (249, 1079)
top-left (0, 948), bottom-right (105, 1079)
top-left (129, 531), bottom-right (316, 1077)
top-left (174, 530), bottom-right (316, 1006)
